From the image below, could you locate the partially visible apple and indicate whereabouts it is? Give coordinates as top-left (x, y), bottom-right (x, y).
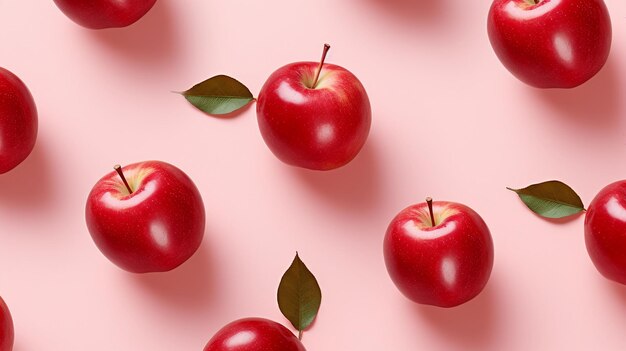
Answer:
top-left (0, 67), bottom-right (37, 174)
top-left (85, 161), bottom-right (205, 273)
top-left (256, 44), bottom-right (371, 170)
top-left (585, 180), bottom-right (626, 285)
top-left (203, 318), bottom-right (305, 351)
top-left (0, 296), bottom-right (13, 351)
top-left (384, 198), bottom-right (494, 307)
top-left (487, 0), bottom-right (612, 88)
top-left (53, 0), bottom-right (157, 29)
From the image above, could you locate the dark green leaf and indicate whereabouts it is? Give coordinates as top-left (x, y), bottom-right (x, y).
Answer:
top-left (507, 180), bottom-right (585, 219)
top-left (181, 75), bottom-right (253, 115)
top-left (278, 253), bottom-right (322, 335)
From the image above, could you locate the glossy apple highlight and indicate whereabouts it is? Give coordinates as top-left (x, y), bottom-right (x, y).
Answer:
top-left (85, 161), bottom-right (205, 273)
top-left (488, 0), bottom-right (611, 88)
top-left (203, 318), bottom-right (305, 351)
top-left (384, 198), bottom-right (494, 307)
top-left (257, 44), bottom-right (371, 170)
top-left (585, 181), bottom-right (626, 285)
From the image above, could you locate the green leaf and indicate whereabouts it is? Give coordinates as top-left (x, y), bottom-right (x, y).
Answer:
top-left (278, 253), bottom-right (322, 336)
top-left (507, 180), bottom-right (585, 219)
top-left (180, 75), bottom-right (253, 115)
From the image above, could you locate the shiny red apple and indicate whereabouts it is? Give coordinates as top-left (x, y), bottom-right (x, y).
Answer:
top-left (0, 67), bottom-right (37, 174)
top-left (384, 198), bottom-right (494, 307)
top-left (256, 44), bottom-right (371, 170)
top-left (0, 296), bottom-right (13, 351)
top-left (203, 318), bottom-right (305, 351)
top-left (53, 0), bottom-right (157, 29)
top-left (85, 161), bottom-right (205, 273)
top-left (584, 180), bottom-right (626, 285)
top-left (487, 0), bottom-right (612, 88)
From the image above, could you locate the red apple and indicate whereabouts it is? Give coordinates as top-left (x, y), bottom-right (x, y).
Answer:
top-left (203, 318), bottom-right (305, 351)
top-left (53, 0), bottom-right (157, 29)
top-left (384, 198), bottom-right (494, 307)
top-left (85, 161), bottom-right (205, 273)
top-left (256, 44), bottom-right (371, 171)
top-left (0, 67), bottom-right (37, 174)
top-left (0, 296), bottom-right (13, 351)
top-left (487, 0), bottom-right (612, 88)
top-left (584, 180), bottom-right (626, 285)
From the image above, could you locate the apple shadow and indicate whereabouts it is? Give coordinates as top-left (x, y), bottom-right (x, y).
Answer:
top-left (291, 140), bottom-right (383, 214)
top-left (0, 140), bottom-right (56, 211)
top-left (131, 237), bottom-right (217, 313)
top-left (366, 0), bottom-right (446, 24)
top-left (608, 279), bottom-right (626, 306)
top-left (86, 1), bottom-right (182, 69)
top-left (534, 58), bottom-right (622, 130)
top-left (413, 278), bottom-right (500, 348)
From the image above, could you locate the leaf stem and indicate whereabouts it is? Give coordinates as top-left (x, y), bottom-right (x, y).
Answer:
top-left (312, 44), bottom-right (331, 89)
top-left (114, 164), bottom-right (133, 194)
top-left (426, 197), bottom-right (436, 227)
top-left (298, 329), bottom-right (303, 341)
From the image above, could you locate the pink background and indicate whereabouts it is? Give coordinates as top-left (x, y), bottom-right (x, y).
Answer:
top-left (1, 0), bottom-right (625, 350)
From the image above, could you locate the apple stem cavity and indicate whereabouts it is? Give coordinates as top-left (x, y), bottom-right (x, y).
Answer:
top-left (426, 197), bottom-right (436, 227)
top-left (114, 164), bottom-right (133, 194)
top-left (311, 44), bottom-right (331, 89)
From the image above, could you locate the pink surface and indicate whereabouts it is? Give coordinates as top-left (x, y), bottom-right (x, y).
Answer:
top-left (0, 0), bottom-right (625, 350)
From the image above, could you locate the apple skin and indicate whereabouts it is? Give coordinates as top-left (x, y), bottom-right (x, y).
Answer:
top-left (85, 161), bottom-right (205, 273)
top-left (53, 0), bottom-right (157, 29)
top-left (0, 296), bottom-right (14, 351)
top-left (383, 201), bottom-right (494, 307)
top-left (256, 62), bottom-right (371, 171)
top-left (584, 180), bottom-right (626, 285)
top-left (203, 318), bottom-right (305, 351)
top-left (0, 67), bottom-right (38, 175)
top-left (487, 0), bottom-right (612, 88)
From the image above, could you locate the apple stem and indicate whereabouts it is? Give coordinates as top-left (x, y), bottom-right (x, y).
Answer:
top-left (311, 44), bottom-right (331, 89)
top-left (114, 164), bottom-right (133, 194)
top-left (298, 330), bottom-right (303, 341)
top-left (426, 197), bottom-right (436, 227)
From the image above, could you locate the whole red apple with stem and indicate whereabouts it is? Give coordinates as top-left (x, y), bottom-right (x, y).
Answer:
top-left (0, 296), bottom-right (13, 351)
top-left (53, 0), bottom-right (157, 29)
top-left (203, 318), bottom-right (305, 351)
top-left (85, 161), bottom-right (205, 273)
top-left (384, 198), bottom-right (494, 307)
top-left (0, 67), bottom-right (37, 175)
top-left (487, 0), bottom-right (612, 88)
top-left (584, 180), bottom-right (626, 285)
top-left (256, 44), bottom-right (371, 170)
